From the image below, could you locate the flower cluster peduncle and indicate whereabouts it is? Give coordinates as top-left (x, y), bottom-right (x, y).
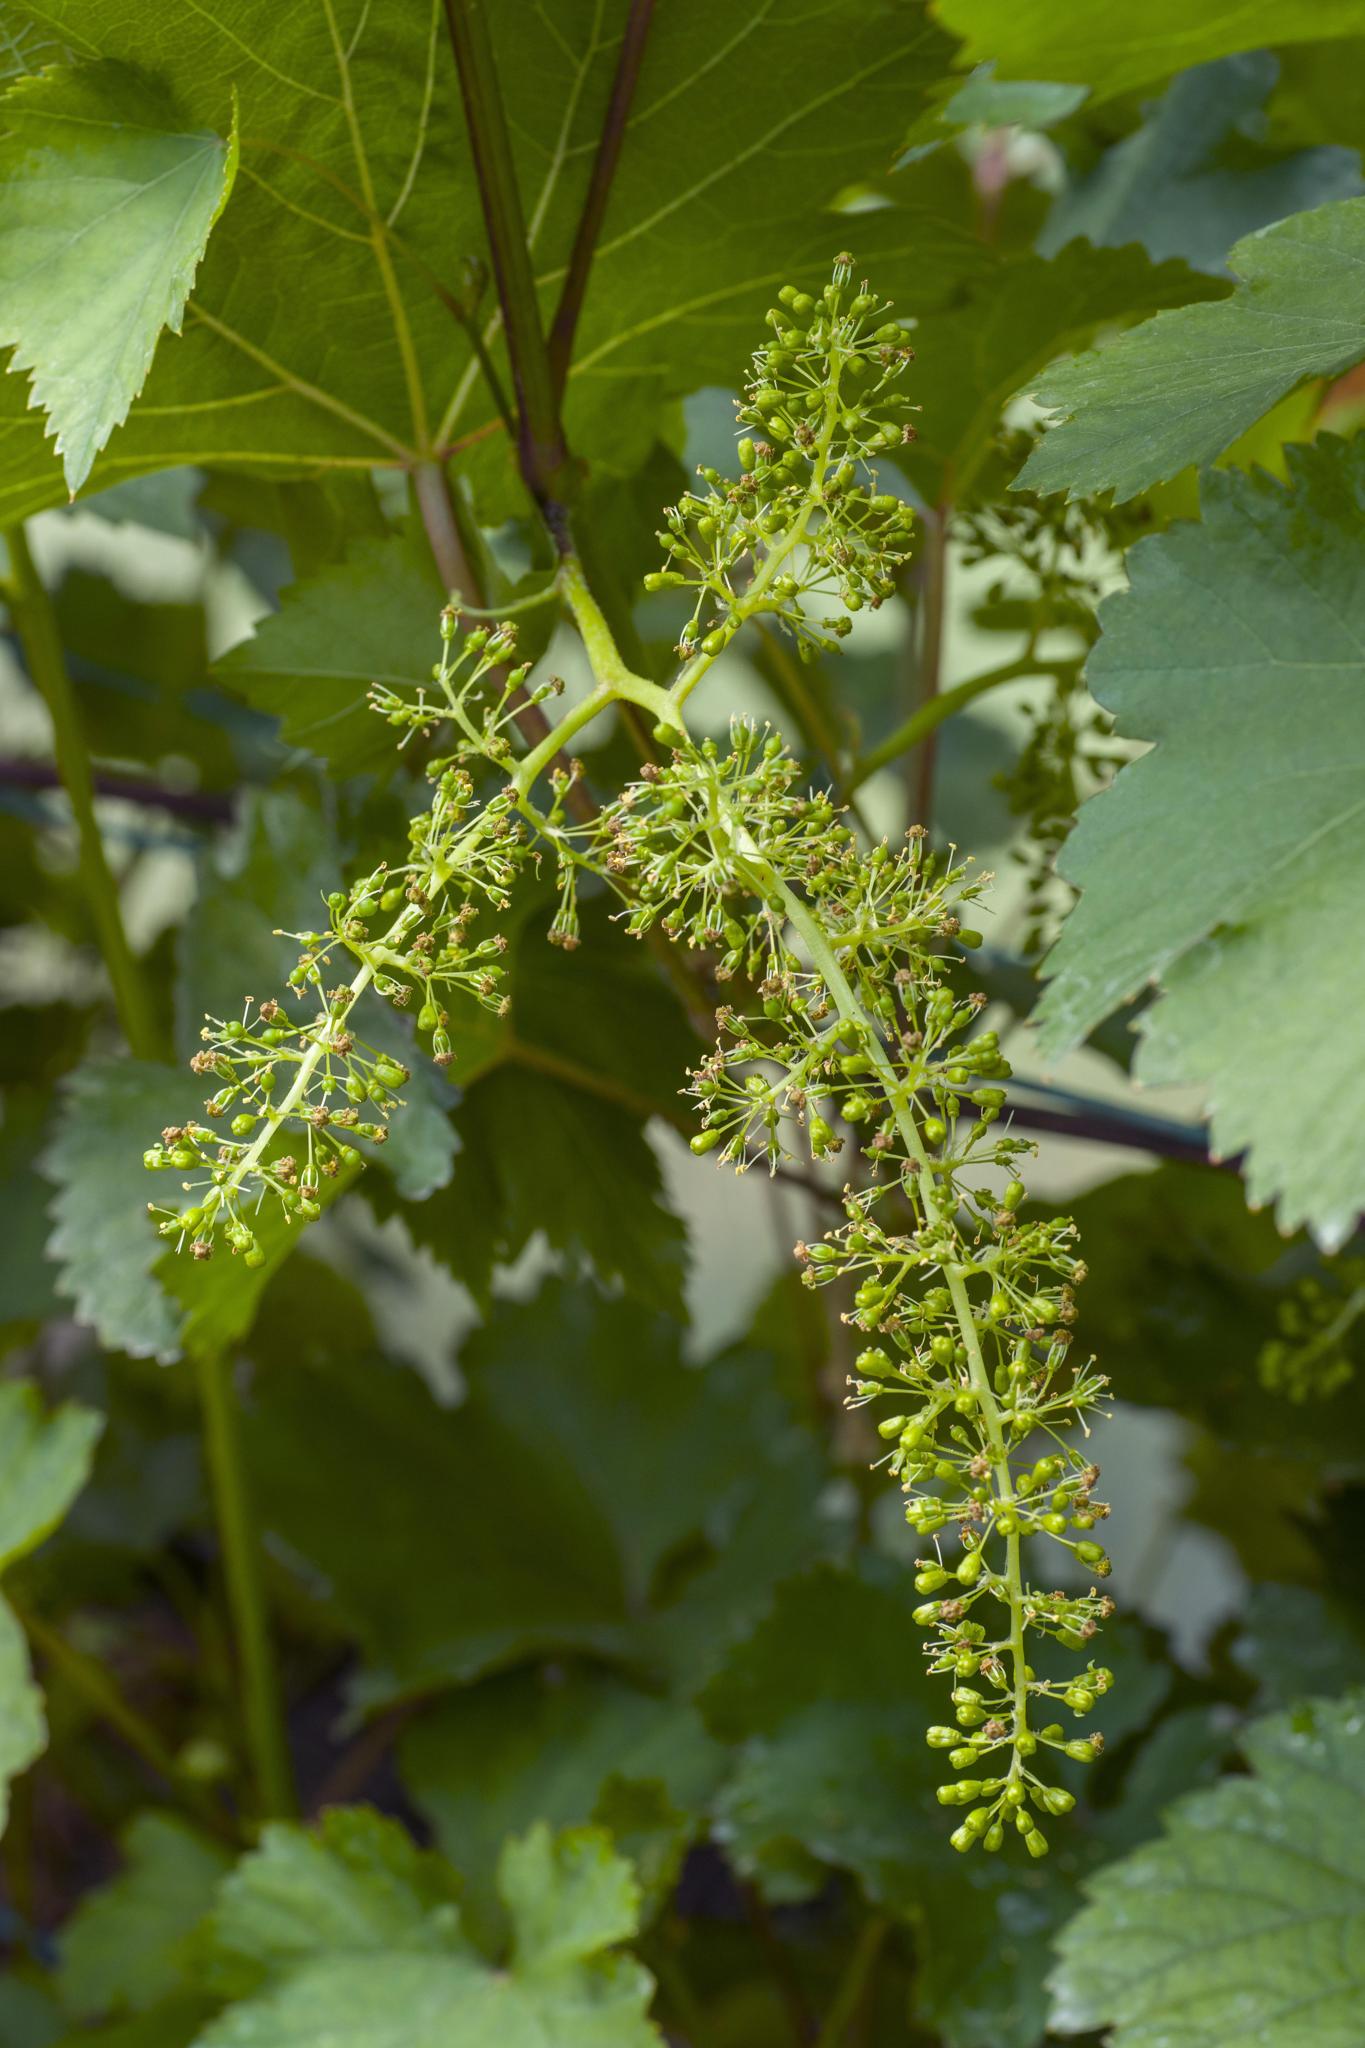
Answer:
top-left (594, 720), bottom-right (1113, 1854)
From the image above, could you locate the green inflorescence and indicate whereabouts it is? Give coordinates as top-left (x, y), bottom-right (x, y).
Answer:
top-left (144, 260), bottom-right (1113, 1848)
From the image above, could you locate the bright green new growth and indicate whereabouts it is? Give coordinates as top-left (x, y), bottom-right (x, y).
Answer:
top-left (0, 61), bottom-right (238, 494)
top-left (144, 261), bottom-right (1111, 1847)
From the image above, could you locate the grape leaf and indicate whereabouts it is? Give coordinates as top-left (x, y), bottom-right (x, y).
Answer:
top-left (935, 2), bottom-right (1365, 105)
top-left (195, 1820), bottom-right (659, 2048)
top-left (203, 1808), bottom-right (463, 1993)
top-left (0, 1597), bottom-right (45, 1836)
top-left (0, 60), bottom-right (237, 492)
top-left (1036, 439), bottom-right (1365, 1245)
top-left (59, 1814), bottom-right (231, 2019)
top-left (0, 1379), bottom-right (103, 1568)
top-left (1018, 195), bottom-right (1365, 503)
top-left (896, 238), bottom-right (1224, 504)
top-left (0, 1380), bottom-right (101, 1831)
top-left (1040, 54), bottom-right (1362, 276)
top-left (213, 531), bottom-right (446, 777)
top-left (400, 1668), bottom-right (724, 1942)
top-left (244, 1278), bottom-right (835, 1704)
top-left (0, 0), bottom-right (969, 520)
top-left (1050, 1689), bottom-right (1365, 2046)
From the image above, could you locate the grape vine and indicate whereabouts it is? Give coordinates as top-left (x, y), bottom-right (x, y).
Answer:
top-left (143, 259), bottom-right (1113, 1849)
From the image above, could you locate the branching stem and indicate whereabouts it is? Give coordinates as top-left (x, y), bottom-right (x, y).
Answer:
top-left (733, 839), bottom-right (1030, 1777)
top-left (197, 1349), bottom-right (295, 1819)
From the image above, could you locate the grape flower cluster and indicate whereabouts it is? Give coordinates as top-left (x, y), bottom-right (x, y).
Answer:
top-left (142, 257), bottom-right (1115, 1850)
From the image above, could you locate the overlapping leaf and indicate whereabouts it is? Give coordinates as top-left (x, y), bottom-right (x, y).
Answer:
top-left (0, 0), bottom-right (974, 519)
top-left (401, 1669), bottom-right (723, 1941)
top-left (1040, 54), bottom-right (1362, 275)
top-left (1037, 439), bottom-right (1365, 1245)
top-left (895, 238), bottom-right (1223, 505)
top-left (1050, 1690), bottom-right (1365, 2046)
top-left (935, 2), bottom-right (1365, 105)
top-left (1019, 195), bottom-right (1365, 501)
top-left (0, 61), bottom-right (237, 492)
top-left (195, 1817), bottom-right (659, 2048)
top-left (0, 1381), bottom-right (102, 1831)
top-left (244, 1277), bottom-right (835, 1704)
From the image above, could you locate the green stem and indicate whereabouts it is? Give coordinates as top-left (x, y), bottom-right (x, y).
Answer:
top-left (3, 523), bottom-right (158, 1059)
top-left (814, 1915), bottom-right (889, 2048)
top-left (910, 505), bottom-right (949, 825)
top-left (16, 1602), bottom-right (238, 1839)
top-left (197, 1350), bottom-right (295, 1819)
top-left (852, 648), bottom-right (1077, 792)
top-left (512, 555), bottom-right (681, 792)
top-left (732, 834), bottom-right (1030, 1775)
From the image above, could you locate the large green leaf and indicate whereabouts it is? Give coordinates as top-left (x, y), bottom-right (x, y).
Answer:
top-left (1040, 54), bottom-right (1362, 275)
top-left (0, 0), bottom-right (970, 519)
top-left (1050, 1689), bottom-right (1365, 2046)
top-left (212, 531), bottom-right (445, 776)
top-left (1036, 439), bottom-right (1365, 1245)
top-left (934, 2), bottom-right (1365, 105)
top-left (0, 1379), bottom-right (103, 1568)
top-left (1018, 195), bottom-right (1365, 502)
top-left (203, 1808), bottom-right (463, 1992)
top-left (896, 238), bottom-right (1223, 505)
top-left (0, 1380), bottom-right (101, 1831)
top-left (245, 1278), bottom-right (834, 1704)
top-left (195, 1820), bottom-right (659, 2048)
top-left (59, 1815), bottom-right (231, 2019)
top-left (0, 61), bottom-right (237, 492)
top-left (400, 1668), bottom-right (724, 1941)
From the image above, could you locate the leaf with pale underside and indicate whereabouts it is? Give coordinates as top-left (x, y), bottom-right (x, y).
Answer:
top-left (0, 61), bottom-right (237, 492)
top-left (1050, 1689), bottom-right (1365, 2046)
top-left (1036, 438), bottom-right (1365, 1247)
top-left (1018, 195), bottom-right (1365, 503)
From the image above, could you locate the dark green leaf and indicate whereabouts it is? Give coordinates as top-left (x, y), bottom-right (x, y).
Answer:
top-left (1041, 54), bottom-right (1362, 275)
top-left (58, 1814), bottom-right (231, 2019)
top-left (245, 1278), bottom-right (834, 1703)
top-left (213, 533), bottom-right (444, 776)
top-left (897, 239), bottom-right (1224, 503)
top-left (401, 1668), bottom-right (724, 1941)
